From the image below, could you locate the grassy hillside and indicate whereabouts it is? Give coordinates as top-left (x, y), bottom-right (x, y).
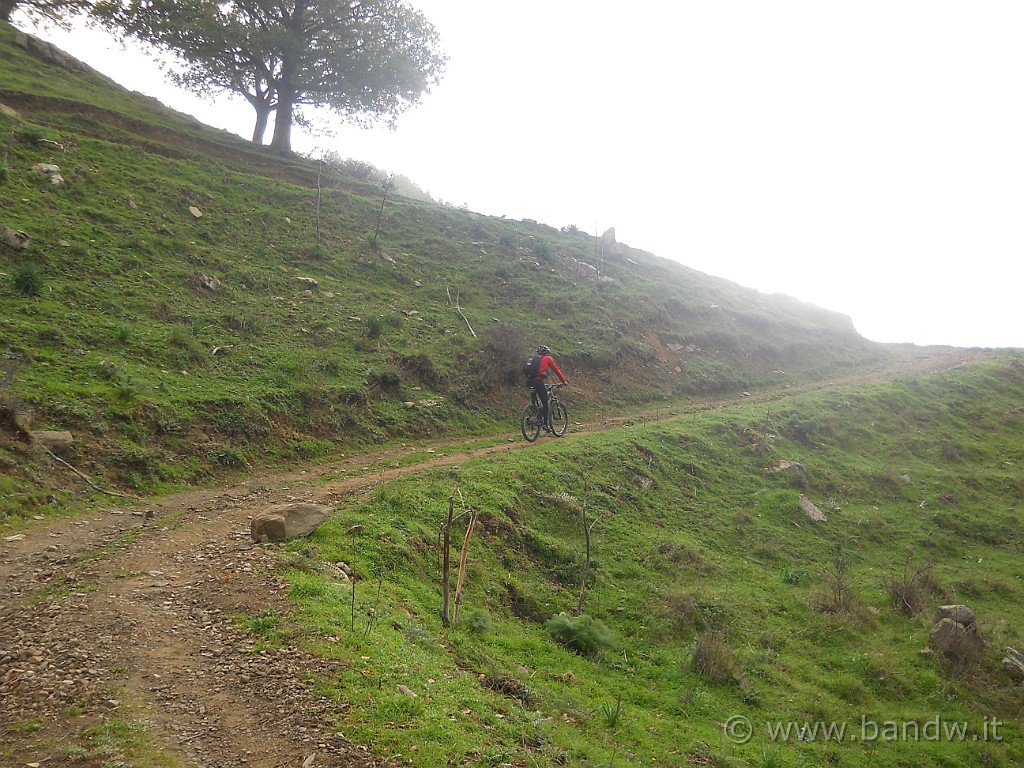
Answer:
top-left (0, 21), bottom-right (890, 516)
top-left (275, 357), bottom-right (1024, 767)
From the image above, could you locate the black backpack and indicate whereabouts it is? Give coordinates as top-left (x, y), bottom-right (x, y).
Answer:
top-left (522, 354), bottom-right (541, 378)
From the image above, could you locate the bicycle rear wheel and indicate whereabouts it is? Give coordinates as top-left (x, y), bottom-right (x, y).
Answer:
top-left (521, 404), bottom-right (541, 442)
top-left (550, 400), bottom-right (569, 436)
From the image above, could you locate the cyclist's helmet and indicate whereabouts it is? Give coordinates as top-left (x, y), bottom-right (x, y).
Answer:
top-left (537, 345), bottom-right (551, 356)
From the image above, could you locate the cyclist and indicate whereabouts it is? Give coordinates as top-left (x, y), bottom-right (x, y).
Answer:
top-left (524, 345), bottom-right (568, 433)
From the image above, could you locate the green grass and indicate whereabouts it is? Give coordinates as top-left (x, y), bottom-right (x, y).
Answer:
top-left (258, 359), bottom-right (1024, 767)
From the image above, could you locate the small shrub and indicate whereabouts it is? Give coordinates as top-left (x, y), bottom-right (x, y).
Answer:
top-left (663, 589), bottom-right (727, 634)
top-left (395, 353), bottom-right (442, 388)
top-left (783, 567), bottom-right (812, 585)
top-left (882, 562), bottom-right (943, 616)
top-left (210, 447), bottom-right (247, 467)
top-left (757, 744), bottom-right (786, 768)
top-left (114, 382), bottom-right (138, 402)
top-left (11, 261), bottom-right (44, 296)
top-left (107, 442), bottom-right (156, 471)
top-left (545, 612), bottom-right (616, 657)
top-left (473, 321), bottom-right (528, 389)
top-left (167, 327), bottom-right (205, 365)
top-left (306, 244), bottom-right (328, 260)
top-left (692, 630), bottom-right (738, 684)
top-left (464, 610), bottom-right (493, 635)
top-left (367, 368), bottom-right (401, 392)
top-left (498, 232), bottom-right (515, 248)
top-left (95, 360), bottom-right (120, 381)
top-left (784, 413), bottom-right (821, 446)
top-left (600, 696), bottom-right (623, 729)
top-left (811, 550), bottom-right (860, 614)
top-left (314, 358), bottom-right (341, 377)
top-left (19, 122), bottom-right (57, 144)
top-left (364, 315), bottom-right (385, 339)
top-left (940, 441), bottom-right (962, 462)
top-left (0, 164), bottom-right (8, 182)
top-left (221, 313), bottom-right (263, 338)
top-left (36, 326), bottom-right (65, 344)
top-left (341, 388), bottom-right (367, 406)
top-left (651, 540), bottom-right (709, 571)
top-left (115, 322), bottom-right (134, 344)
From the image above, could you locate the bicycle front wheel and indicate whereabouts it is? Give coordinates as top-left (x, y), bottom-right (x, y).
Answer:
top-left (521, 404), bottom-right (541, 442)
top-left (550, 400), bottom-right (569, 436)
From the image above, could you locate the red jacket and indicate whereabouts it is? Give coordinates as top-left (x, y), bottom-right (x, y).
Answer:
top-left (530, 354), bottom-right (567, 384)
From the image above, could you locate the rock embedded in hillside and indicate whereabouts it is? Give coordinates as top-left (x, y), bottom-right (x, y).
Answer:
top-left (799, 494), bottom-right (827, 522)
top-left (29, 430), bottom-right (74, 455)
top-left (770, 459), bottom-right (806, 475)
top-left (251, 502), bottom-right (334, 543)
top-left (1003, 647), bottom-right (1024, 683)
top-left (929, 603), bottom-right (980, 652)
top-left (0, 102), bottom-right (19, 120)
top-left (32, 163), bottom-right (66, 188)
top-left (1, 223), bottom-right (31, 251)
top-left (189, 206), bottom-right (203, 218)
top-left (197, 274), bottom-right (221, 291)
top-left (934, 604), bottom-right (976, 630)
top-left (930, 617), bottom-right (972, 646)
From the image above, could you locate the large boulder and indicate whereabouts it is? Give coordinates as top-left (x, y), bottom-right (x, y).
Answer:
top-left (251, 502), bottom-right (333, 543)
top-left (934, 604), bottom-right (976, 630)
top-left (930, 617), bottom-right (970, 646)
top-left (929, 604), bottom-right (981, 658)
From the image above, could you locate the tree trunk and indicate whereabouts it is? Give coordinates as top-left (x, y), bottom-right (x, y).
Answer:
top-left (251, 105), bottom-right (270, 144)
top-left (270, 78), bottom-right (295, 155)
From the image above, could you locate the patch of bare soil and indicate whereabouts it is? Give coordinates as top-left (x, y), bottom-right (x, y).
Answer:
top-left (0, 346), bottom-right (999, 766)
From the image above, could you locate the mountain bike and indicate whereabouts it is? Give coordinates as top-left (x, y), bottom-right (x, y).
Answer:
top-left (520, 383), bottom-right (568, 442)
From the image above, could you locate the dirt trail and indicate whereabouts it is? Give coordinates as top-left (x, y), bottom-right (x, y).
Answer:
top-left (0, 433), bottom-right (535, 768)
top-left (0, 347), bottom-right (999, 767)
